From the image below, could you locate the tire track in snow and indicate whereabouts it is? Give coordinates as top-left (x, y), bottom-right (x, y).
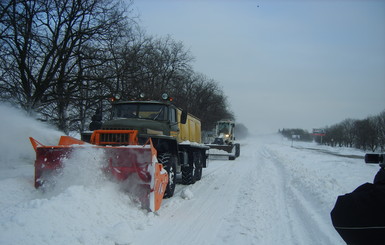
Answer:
top-left (127, 140), bottom-right (343, 245)
top-left (130, 156), bottom-right (252, 245)
top-left (215, 143), bottom-right (340, 245)
top-left (263, 146), bottom-right (341, 245)
top-left (215, 144), bottom-right (296, 244)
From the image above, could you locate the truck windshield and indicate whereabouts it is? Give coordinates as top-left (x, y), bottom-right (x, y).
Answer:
top-left (217, 122), bottom-right (230, 134)
top-left (112, 104), bottom-right (167, 121)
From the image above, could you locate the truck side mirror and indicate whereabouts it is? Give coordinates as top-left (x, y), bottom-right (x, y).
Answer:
top-left (181, 111), bottom-right (187, 124)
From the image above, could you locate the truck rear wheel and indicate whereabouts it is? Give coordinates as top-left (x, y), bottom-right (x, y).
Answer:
top-left (182, 164), bottom-right (196, 185)
top-left (182, 151), bottom-right (204, 184)
top-left (182, 151), bottom-right (196, 185)
top-left (158, 153), bottom-right (176, 198)
top-left (194, 151), bottom-right (203, 181)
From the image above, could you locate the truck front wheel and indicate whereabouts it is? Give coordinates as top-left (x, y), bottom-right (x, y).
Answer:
top-left (158, 153), bottom-right (176, 198)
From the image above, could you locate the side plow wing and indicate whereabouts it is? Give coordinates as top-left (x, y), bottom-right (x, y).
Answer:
top-left (29, 131), bottom-right (168, 212)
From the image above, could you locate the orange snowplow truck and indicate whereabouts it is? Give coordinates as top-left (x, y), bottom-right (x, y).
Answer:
top-left (29, 94), bottom-right (208, 212)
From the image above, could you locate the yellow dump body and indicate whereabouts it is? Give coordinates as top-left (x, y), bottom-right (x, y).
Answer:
top-left (176, 109), bottom-right (202, 143)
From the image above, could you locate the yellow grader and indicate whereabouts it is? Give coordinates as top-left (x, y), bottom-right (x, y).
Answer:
top-left (29, 94), bottom-right (208, 212)
top-left (206, 120), bottom-right (240, 160)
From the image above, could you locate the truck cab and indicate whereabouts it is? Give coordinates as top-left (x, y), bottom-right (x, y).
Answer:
top-left (101, 100), bottom-right (202, 145)
top-left (103, 101), bottom-right (180, 141)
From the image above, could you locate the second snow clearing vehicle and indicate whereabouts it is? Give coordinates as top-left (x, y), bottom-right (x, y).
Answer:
top-left (30, 94), bottom-right (208, 212)
top-left (206, 120), bottom-right (240, 160)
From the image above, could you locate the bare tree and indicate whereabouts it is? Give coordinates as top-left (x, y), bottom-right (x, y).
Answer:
top-left (373, 110), bottom-right (385, 151)
top-left (340, 118), bottom-right (356, 147)
top-left (172, 72), bottom-right (234, 130)
top-left (354, 118), bottom-right (378, 151)
top-left (0, 0), bottom-right (134, 132)
top-left (1, 0), bottom-right (234, 133)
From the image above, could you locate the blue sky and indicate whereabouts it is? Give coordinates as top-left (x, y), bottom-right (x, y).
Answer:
top-left (133, 0), bottom-right (385, 133)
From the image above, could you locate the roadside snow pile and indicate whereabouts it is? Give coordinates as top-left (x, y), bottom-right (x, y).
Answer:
top-left (181, 188), bottom-right (194, 200)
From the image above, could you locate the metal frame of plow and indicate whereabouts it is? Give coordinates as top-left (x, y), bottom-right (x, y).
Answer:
top-left (29, 130), bottom-right (168, 212)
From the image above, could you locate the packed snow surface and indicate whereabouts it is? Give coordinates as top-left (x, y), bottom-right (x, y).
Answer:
top-left (0, 104), bottom-right (380, 245)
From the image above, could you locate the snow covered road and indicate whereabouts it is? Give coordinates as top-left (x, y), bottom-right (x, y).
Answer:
top-left (145, 139), bottom-right (349, 245)
top-left (0, 105), bottom-right (380, 245)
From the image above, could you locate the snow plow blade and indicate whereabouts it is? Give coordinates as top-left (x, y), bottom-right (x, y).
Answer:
top-left (206, 144), bottom-right (240, 160)
top-left (29, 130), bottom-right (168, 212)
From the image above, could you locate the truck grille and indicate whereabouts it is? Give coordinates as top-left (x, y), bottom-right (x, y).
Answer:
top-left (100, 133), bottom-right (130, 144)
top-left (93, 129), bottom-right (138, 145)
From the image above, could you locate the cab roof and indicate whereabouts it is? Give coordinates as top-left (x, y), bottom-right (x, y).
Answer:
top-left (112, 100), bottom-right (171, 106)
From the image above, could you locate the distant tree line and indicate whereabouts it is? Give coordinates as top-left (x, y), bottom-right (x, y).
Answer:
top-left (0, 0), bottom-right (233, 134)
top-left (279, 110), bottom-right (385, 152)
top-left (320, 110), bottom-right (385, 152)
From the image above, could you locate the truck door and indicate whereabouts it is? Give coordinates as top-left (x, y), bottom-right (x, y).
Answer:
top-left (169, 107), bottom-right (179, 138)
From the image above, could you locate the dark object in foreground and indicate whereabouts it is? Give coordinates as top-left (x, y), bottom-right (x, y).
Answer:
top-left (331, 154), bottom-right (385, 245)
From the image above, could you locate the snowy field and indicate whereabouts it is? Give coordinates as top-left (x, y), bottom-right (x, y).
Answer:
top-left (0, 104), bottom-right (380, 245)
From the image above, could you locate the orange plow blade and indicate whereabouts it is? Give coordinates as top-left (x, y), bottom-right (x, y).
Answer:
top-left (29, 131), bottom-right (168, 212)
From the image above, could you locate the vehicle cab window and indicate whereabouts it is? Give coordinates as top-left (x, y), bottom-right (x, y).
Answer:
top-left (169, 107), bottom-right (176, 123)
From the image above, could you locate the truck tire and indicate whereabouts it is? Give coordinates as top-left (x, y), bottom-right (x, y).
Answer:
top-left (158, 153), bottom-right (176, 198)
top-left (235, 143), bottom-right (240, 157)
top-left (194, 151), bottom-right (203, 181)
top-left (182, 150), bottom-right (204, 184)
top-left (229, 144), bottom-right (240, 160)
top-left (182, 164), bottom-right (196, 185)
top-left (182, 151), bottom-right (196, 185)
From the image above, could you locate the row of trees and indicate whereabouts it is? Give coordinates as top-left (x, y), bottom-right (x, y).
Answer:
top-left (279, 110), bottom-right (385, 152)
top-left (319, 110), bottom-right (385, 152)
top-left (0, 0), bottom-right (233, 133)
top-left (279, 128), bottom-right (313, 142)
